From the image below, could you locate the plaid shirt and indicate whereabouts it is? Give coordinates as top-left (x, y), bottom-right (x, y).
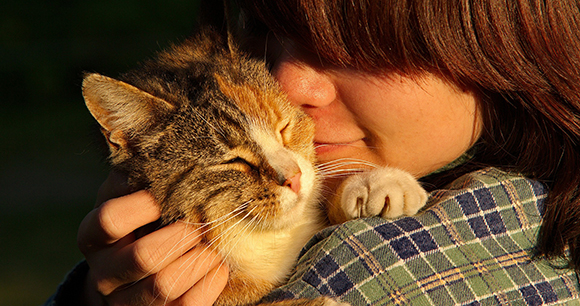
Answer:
top-left (262, 167), bottom-right (580, 305)
top-left (45, 168), bottom-right (579, 305)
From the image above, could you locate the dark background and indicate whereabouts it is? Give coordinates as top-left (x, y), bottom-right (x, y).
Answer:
top-left (1, 1), bottom-right (201, 304)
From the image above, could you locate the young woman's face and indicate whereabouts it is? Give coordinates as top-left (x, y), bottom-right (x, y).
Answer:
top-left (271, 43), bottom-right (482, 179)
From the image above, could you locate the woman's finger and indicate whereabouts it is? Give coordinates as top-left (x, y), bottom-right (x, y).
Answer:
top-left (92, 222), bottom-right (205, 296)
top-left (149, 243), bottom-right (225, 302)
top-left (178, 263), bottom-right (229, 306)
top-left (103, 244), bottom-right (228, 306)
top-left (95, 170), bottom-right (132, 207)
top-left (78, 190), bottom-right (161, 254)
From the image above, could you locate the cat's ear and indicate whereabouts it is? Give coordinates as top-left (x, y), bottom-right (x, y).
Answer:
top-left (82, 73), bottom-right (175, 151)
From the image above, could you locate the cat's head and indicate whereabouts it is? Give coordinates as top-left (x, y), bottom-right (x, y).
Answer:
top-left (82, 29), bottom-right (318, 234)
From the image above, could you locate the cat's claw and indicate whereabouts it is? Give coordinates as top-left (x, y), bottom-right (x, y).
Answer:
top-left (340, 167), bottom-right (428, 220)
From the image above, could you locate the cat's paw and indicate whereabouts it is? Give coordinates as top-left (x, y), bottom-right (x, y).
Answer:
top-left (339, 167), bottom-right (428, 220)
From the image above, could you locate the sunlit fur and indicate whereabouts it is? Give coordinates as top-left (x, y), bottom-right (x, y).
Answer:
top-left (82, 29), bottom-right (343, 305)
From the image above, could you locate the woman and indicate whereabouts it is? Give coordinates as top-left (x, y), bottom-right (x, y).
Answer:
top-left (46, 0), bottom-right (580, 305)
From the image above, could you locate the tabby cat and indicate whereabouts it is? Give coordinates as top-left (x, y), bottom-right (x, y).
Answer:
top-left (82, 28), bottom-right (427, 306)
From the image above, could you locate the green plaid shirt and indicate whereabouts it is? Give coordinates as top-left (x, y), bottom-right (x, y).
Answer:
top-left (262, 167), bottom-right (580, 305)
top-left (45, 168), bottom-right (579, 305)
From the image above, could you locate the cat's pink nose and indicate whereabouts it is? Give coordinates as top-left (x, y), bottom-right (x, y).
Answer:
top-left (283, 172), bottom-right (301, 194)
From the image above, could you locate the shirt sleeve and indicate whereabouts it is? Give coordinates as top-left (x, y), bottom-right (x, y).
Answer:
top-left (262, 168), bottom-right (580, 305)
top-left (42, 261), bottom-right (89, 306)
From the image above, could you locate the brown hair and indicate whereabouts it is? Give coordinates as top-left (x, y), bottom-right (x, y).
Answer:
top-left (227, 0), bottom-right (580, 271)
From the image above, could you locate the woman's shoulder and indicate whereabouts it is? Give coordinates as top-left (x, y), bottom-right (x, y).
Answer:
top-left (312, 167), bottom-right (549, 250)
top-left (432, 166), bottom-right (548, 210)
top-left (425, 166), bottom-right (549, 235)
top-left (264, 167), bottom-right (580, 305)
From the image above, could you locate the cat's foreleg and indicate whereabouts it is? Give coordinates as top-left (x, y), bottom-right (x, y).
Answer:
top-left (328, 167), bottom-right (428, 224)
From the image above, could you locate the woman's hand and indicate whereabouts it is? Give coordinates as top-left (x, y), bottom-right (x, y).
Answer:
top-left (77, 171), bottom-right (229, 305)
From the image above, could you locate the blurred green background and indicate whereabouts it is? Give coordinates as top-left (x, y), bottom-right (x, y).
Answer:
top-left (1, 1), bottom-right (201, 305)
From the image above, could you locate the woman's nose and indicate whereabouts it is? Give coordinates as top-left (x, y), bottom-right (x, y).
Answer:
top-left (272, 54), bottom-right (337, 109)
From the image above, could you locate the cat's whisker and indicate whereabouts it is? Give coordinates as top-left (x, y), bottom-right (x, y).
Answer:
top-left (178, 200), bottom-right (253, 226)
top-left (129, 223), bottom-right (205, 288)
top-left (211, 205), bottom-right (261, 258)
top-left (318, 167), bottom-right (365, 175)
top-left (197, 211), bottom-right (263, 303)
top-left (181, 203), bottom-right (253, 245)
top-left (203, 204), bottom-right (259, 255)
top-left (190, 105), bottom-right (227, 138)
top-left (148, 203), bottom-right (255, 304)
top-left (204, 209), bottom-right (263, 289)
top-left (315, 159), bottom-right (381, 180)
top-left (171, 201), bottom-right (256, 273)
top-left (319, 171), bottom-right (363, 179)
top-left (262, 30), bottom-right (271, 87)
top-left (159, 204), bottom-right (260, 305)
top-left (201, 206), bottom-right (261, 270)
top-left (179, 204), bottom-right (259, 273)
top-left (317, 157), bottom-right (379, 165)
top-left (313, 142), bottom-right (382, 150)
top-left (317, 166), bottom-right (364, 174)
top-left (317, 169), bottom-right (360, 177)
top-left (143, 205), bottom-right (249, 282)
top-left (316, 158), bottom-right (380, 170)
top-left (316, 163), bottom-right (366, 172)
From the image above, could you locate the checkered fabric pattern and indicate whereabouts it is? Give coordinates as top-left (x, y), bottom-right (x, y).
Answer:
top-left (262, 168), bottom-right (580, 305)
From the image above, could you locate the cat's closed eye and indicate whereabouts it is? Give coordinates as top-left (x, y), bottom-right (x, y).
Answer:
top-left (223, 157), bottom-right (257, 170)
top-left (220, 148), bottom-right (261, 173)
